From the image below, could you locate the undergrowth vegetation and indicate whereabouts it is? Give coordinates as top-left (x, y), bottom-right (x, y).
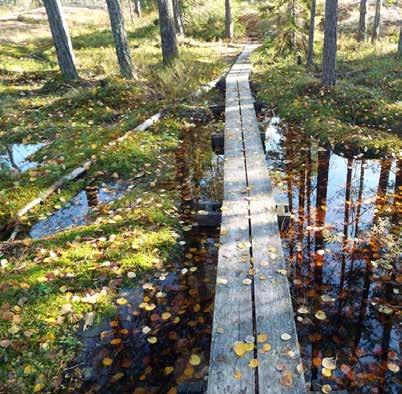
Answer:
top-left (252, 12), bottom-right (401, 158)
top-left (0, 3), bottom-right (232, 391)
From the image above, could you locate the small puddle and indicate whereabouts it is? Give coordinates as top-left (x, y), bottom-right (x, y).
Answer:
top-left (30, 182), bottom-right (131, 239)
top-left (262, 116), bottom-right (401, 393)
top-left (0, 142), bottom-right (44, 172)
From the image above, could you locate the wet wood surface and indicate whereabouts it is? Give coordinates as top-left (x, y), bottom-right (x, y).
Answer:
top-left (208, 45), bottom-right (306, 393)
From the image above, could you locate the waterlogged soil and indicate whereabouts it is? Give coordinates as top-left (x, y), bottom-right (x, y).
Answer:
top-left (54, 122), bottom-right (224, 392)
top-left (262, 116), bottom-right (401, 393)
top-left (67, 228), bottom-right (219, 393)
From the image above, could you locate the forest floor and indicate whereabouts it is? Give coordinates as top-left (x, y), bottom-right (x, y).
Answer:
top-left (0, 1), bottom-right (400, 393)
top-left (0, 5), bottom-right (239, 392)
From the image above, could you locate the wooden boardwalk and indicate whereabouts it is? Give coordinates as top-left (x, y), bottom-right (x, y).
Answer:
top-left (208, 46), bottom-right (306, 393)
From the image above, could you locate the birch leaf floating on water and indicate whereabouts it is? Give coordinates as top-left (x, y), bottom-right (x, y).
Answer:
top-left (189, 354), bottom-right (201, 366)
top-left (102, 357), bottom-right (113, 366)
top-left (322, 384), bottom-right (332, 393)
top-left (234, 370), bottom-right (242, 380)
top-left (315, 310), bottom-right (327, 320)
top-left (322, 357), bottom-right (336, 370)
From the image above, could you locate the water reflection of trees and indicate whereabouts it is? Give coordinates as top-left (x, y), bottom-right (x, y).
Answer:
top-left (273, 125), bottom-right (401, 392)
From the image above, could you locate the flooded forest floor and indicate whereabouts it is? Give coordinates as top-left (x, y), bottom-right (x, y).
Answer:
top-left (0, 5), bottom-right (401, 393)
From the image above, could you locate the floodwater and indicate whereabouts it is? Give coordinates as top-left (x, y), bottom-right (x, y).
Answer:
top-left (263, 116), bottom-right (401, 393)
top-left (0, 142), bottom-right (44, 172)
top-left (30, 124), bottom-right (224, 240)
top-left (63, 123), bottom-right (223, 392)
top-left (68, 229), bottom-right (219, 393)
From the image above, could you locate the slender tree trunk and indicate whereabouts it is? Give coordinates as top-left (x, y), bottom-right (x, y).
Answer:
top-left (397, 23), bottom-right (402, 58)
top-left (43, 0), bottom-right (78, 80)
top-left (357, 0), bottom-right (367, 41)
top-left (306, 0), bottom-right (316, 67)
top-left (172, 0), bottom-right (185, 36)
top-left (225, 0), bottom-right (234, 40)
top-left (371, 0), bottom-right (382, 43)
top-left (106, 0), bottom-right (135, 79)
top-left (321, 0), bottom-right (338, 87)
top-left (134, 0), bottom-right (141, 18)
top-left (157, 0), bottom-right (179, 64)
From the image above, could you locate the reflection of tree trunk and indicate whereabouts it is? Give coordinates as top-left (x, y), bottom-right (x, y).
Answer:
top-left (373, 159), bottom-right (391, 225)
top-left (285, 139), bottom-right (295, 264)
top-left (392, 159), bottom-right (401, 225)
top-left (353, 258), bottom-right (371, 353)
top-left (6, 144), bottom-right (21, 172)
top-left (354, 160), bottom-right (365, 239)
top-left (306, 145), bottom-right (312, 272)
top-left (338, 159), bottom-right (353, 312)
top-left (295, 166), bottom-right (305, 291)
top-left (314, 150), bottom-right (330, 256)
top-left (311, 149), bottom-right (330, 382)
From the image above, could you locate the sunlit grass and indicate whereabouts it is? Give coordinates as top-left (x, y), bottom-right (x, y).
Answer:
top-left (252, 33), bottom-right (401, 158)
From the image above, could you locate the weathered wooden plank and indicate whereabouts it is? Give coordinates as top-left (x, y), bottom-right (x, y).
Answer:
top-left (240, 75), bottom-right (306, 392)
top-left (207, 200), bottom-right (255, 394)
top-left (209, 44), bottom-right (305, 394)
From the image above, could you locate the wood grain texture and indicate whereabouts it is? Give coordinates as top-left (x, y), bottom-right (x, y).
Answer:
top-left (208, 45), bottom-right (306, 394)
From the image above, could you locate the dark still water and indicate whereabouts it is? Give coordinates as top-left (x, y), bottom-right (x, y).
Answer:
top-left (263, 117), bottom-right (401, 393)
top-left (64, 123), bottom-right (223, 393)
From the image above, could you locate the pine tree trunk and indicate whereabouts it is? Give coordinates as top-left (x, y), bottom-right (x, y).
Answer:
top-left (225, 0), bottom-right (234, 40)
top-left (398, 24), bottom-right (402, 58)
top-left (357, 0), bottom-right (367, 41)
top-left (172, 0), bottom-right (185, 36)
top-left (306, 0), bottom-right (316, 67)
top-left (322, 0), bottom-right (338, 87)
top-left (106, 0), bottom-right (135, 79)
top-left (43, 0), bottom-right (78, 80)
top-left (134, 0), bottom-right (141, 18)
top-left (371, 0), bottom-right (382, 43)
top-left (157, 0), bottom-right (179, 64)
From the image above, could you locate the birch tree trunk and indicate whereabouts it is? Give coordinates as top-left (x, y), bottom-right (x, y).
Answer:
top-left (306, 0), bottom-right (316, 67)
top-left (371, 0), bottom-right (382, 43)
top-left (225, 0), bottom-right (234, 40)
top-left (43, 0), bottom-right (78, 80)
top-left (134, 0), bottom-right (141, 18)
top-left (173, 0), bottom-right (185, 36)
top-left (357, 0), bottom-right (367, 41)
top-left (157, 0), bottom-right (179, 64)
top-left (322, 0), bottom-right (338, 87)
top-left (106, 0), bottom-right (135, 79)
